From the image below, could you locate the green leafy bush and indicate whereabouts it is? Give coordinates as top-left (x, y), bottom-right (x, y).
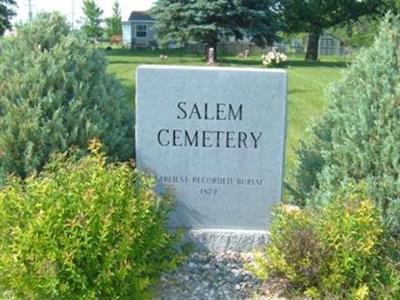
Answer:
top-left (286, 15), bottom-right (400, 233)
top-left (0, 140), bottom-right (179, 299)
top-left (0, 13), bottom-right (133, 180)
top-left (253, 184), bottom-right (400, 299)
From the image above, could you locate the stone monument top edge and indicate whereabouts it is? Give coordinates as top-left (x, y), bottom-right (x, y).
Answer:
top-left (136, 64), bottom-right (287, 74)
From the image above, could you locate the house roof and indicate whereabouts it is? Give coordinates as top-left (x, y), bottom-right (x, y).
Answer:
top-left (128, 11), bottom-right (155, 22)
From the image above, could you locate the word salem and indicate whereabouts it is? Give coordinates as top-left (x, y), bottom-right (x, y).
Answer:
top-left (177, 102), bottom-right (243, 121)
top-left (158, 129), bottom-right (262, 149)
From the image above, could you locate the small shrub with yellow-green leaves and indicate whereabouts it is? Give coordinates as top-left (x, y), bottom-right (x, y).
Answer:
top-left (0, 140), bottom-right (180, 299)
top-left (252, 184), bottom-right (400, 300)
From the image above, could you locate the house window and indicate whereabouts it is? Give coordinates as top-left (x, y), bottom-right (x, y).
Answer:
top-left (136, 24), bottom-right (147, 38)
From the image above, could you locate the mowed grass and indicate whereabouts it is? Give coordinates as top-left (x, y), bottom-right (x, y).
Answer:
top-left (106, 48), bottom-right (348, 177)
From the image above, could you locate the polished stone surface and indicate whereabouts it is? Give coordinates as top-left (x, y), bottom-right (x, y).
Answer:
top-left (136, 65), bottom-right (287, 234)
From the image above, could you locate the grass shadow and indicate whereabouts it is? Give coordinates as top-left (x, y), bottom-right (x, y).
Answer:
top-left (288, 88), bottom-right (307, 95)
top-left (287, 60), bottom-right (350, 68)
top-left (108, 60), bottom-right (138, 65)
top-left (218, 58), bottom-right (261, 66)
top-left (105, 48), bottom-right (202, 58)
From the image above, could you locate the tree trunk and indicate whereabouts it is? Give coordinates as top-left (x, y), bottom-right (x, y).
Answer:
top-left (305, 31), bottom-right (320, 61)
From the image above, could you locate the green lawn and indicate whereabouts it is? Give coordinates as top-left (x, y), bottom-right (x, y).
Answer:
top-left (106, 48), bottom-right (348, 178)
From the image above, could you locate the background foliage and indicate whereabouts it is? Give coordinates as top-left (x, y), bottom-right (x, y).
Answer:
top-left (327, 16), bottom-right (379, 48)
top-left (0, 13), bottom-right (133, 180)
top-left (82, 0), bottom-right (104, 41)
top-left (105, 0), bottom-right (122, 40)
top-left (0, 0), bottom-right (16, 36)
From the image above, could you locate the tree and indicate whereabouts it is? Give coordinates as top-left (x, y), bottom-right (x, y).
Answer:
top-left (82, 0), bottom-right (103, 41)
top-left (151, 0), bottom-right (279, 61)
top-left (0, 13), bottom-right (133, 179)
top-left (277, 0), bottom-right (386, 61)
top-left (0, 0), bottom-right (16, 36)
top-left (106, 0), bottom-right (122, 39)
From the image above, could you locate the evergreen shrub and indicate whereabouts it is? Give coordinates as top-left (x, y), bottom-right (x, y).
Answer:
top-left (287, 14), bottom-right (400, 233)
top-left (0, 13), bottom-right (133, 180)
top-left (0, 140), bottom-right (179, 299)
top-left (252, 184), bottom-right (400, 299)
top-left (286, 15), bottom-right (400, 234)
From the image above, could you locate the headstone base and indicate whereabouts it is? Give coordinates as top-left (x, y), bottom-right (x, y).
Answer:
top-left (183, 229), bottom-right (268, 253)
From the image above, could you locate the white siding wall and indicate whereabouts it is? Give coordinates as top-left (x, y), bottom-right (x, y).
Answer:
top-left (122, 23), bottom-right (132, 46)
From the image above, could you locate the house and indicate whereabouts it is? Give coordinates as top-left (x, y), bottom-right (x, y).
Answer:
top-left (122, 11), bottom-right (156, 47)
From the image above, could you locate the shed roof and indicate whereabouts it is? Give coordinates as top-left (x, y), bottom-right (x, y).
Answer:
top-left (128, 11), bottom-right (155, 22)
